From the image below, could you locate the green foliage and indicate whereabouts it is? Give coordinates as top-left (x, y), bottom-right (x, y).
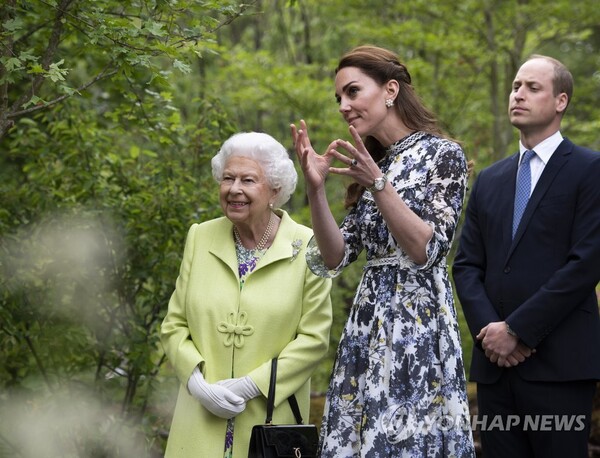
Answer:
top-left (0, 93), bottom-right (227, 453)
top-left (2, 0), bottom-right (600, 455)
top-left (1, 0), bottom-right (241, 455)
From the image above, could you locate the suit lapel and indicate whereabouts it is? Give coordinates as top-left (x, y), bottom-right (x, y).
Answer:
top-left (507, 139), bottom-right (573, 257)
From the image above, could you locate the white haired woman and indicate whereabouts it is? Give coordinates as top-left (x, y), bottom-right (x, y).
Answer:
top-left (161, 132), bottom-right (333, 457)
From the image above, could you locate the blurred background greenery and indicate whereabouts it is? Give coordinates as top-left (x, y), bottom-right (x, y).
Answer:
top-left (1, 0), bottom-right (600, 456)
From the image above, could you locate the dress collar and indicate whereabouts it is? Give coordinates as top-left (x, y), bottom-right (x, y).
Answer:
top-left (386, 131), bottom-right (427, 157)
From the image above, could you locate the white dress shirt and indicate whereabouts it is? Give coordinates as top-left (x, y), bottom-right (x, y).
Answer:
top-left (518, 130), bottom-right (564, 196)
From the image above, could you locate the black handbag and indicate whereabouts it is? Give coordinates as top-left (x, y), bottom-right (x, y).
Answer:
top-left (248, 358), bottom-right (319, 458)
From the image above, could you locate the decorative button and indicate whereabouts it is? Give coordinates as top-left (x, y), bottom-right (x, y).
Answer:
top-left (217, 311), bottom-right (254, 348)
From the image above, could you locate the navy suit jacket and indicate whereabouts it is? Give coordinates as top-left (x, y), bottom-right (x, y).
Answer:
top-left (453, 138), bottom-right (600, 384)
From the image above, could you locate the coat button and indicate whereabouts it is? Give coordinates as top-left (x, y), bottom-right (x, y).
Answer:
top-left (504, 266), bottom-right (511, 273)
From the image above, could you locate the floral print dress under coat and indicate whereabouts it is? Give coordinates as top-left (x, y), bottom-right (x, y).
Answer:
top-left (224, 242), bottom-right (266, 458)
top-left (309, 132), bottom-right (475, 457)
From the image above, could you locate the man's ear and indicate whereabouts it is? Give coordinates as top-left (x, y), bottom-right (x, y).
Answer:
top-left (556, 92), bottom-right (568, 115)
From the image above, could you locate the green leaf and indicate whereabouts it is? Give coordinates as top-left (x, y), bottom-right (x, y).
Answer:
top-left (144, 21), bottom-right (166, 37)
top-left (21, 95), bottom-right (45, 109)
top-left (129, 145), bottom-right (140, 159)
top-left (1, 57), bottom-right (22, 72)
top-left (173, 59), bottom-right (191, 74)
top-left (2, 18), bottom-right (23, 32)
top-left (46, 59), bottom-right (68, 82)
top-left (27, 63), bottom-right (45, 74)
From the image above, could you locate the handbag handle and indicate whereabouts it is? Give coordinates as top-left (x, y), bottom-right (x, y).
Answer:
top-left (265, 358), bottom-right (304, 425)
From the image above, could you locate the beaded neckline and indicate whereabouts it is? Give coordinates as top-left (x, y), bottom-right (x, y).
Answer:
top-left (386, 131), bottom-right (427, 156)
top-left (233, 212), bottom-right (275, 252)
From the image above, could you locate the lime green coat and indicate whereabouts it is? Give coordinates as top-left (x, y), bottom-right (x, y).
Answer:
top-left (160, 210), bottom-right (332, 458)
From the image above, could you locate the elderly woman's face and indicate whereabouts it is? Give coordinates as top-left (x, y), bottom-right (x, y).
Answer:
top-left (219, 156), bottom-right (276, 227)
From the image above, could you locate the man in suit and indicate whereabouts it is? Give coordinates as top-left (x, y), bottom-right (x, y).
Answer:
top-left (453, 54), bottom-right (600, 457)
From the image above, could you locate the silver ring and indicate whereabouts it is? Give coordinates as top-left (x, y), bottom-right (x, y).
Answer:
top-left (350, 159), bottom-right (358, 167)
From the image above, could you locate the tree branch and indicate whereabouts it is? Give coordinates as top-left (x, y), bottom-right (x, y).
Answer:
top-left (23, 320), bottom-right (53, 392)
top-left (7, 65), bottom-right (118, 119)
top-left (0, 0), bottom-right (16, 132)
top-left (9, 0), bottom-right (75, 116)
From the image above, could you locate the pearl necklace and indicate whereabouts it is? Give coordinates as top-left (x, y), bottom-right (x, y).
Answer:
top-left (233, 212), bottom-right (275, 252)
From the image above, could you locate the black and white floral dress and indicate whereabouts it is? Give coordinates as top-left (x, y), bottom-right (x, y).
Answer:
top-left (308, 131), bottom-right (475, 457)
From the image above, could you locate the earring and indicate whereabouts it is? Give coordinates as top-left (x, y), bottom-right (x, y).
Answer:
top-left (385, 98), bottom-right (394, 108)
top-left (269, 203), bottom-right (273, 209)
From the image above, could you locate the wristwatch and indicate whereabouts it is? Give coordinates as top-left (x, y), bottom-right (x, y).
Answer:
top-left (506, 322), bottom-right (518, 338)
top-left (367, 175), bottom-right (387, 193)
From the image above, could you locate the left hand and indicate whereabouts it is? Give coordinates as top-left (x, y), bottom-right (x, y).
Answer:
top-left (328, 125), bottom-right (383, 188)
top-left (477, 321), bottom-right (519, 366)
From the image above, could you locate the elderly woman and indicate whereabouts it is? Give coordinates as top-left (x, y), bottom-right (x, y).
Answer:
top-left (160, 132), bottom-right (332, 458)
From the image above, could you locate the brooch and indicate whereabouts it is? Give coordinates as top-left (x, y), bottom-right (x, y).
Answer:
top-left (291, 239), bottom-right (302, 261)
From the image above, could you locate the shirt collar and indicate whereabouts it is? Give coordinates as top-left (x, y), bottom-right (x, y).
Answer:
top-left (519, 131), bottom-right (563, 165)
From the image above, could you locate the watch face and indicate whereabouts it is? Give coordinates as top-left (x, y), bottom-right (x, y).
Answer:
top-left (368, 175), bottom-right (387, 192)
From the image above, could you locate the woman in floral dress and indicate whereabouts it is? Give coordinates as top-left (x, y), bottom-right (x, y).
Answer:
top-left (291, 45), bottom-right (475, 457)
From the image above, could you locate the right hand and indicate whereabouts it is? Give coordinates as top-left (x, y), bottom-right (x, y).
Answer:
top-left (501, 343), bottom-right (536, 367)
top-left (217, 376), bottom-right (261, 401)
top-left (187, 366), bottom-right (246, 419)
top-left (290, 119), bottom-right (337, 190)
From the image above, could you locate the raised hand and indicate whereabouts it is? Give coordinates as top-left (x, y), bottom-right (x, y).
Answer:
top-left (290, 119), bottom-right (337, 191)
top-left (328, 125), bottom-right (384, 188)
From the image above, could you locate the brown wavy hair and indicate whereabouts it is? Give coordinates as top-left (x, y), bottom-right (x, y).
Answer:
top-left (336, 45), bottom-right (446, 208)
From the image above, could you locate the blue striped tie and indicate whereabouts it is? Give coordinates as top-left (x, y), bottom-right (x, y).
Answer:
top-left (512, 149), bottom-right (536, 238)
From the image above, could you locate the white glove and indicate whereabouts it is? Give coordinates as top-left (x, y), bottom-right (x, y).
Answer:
top-left (217, 376), bottom-right (261, 401)
top-left (187, 366), bottom-right (246, 419)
